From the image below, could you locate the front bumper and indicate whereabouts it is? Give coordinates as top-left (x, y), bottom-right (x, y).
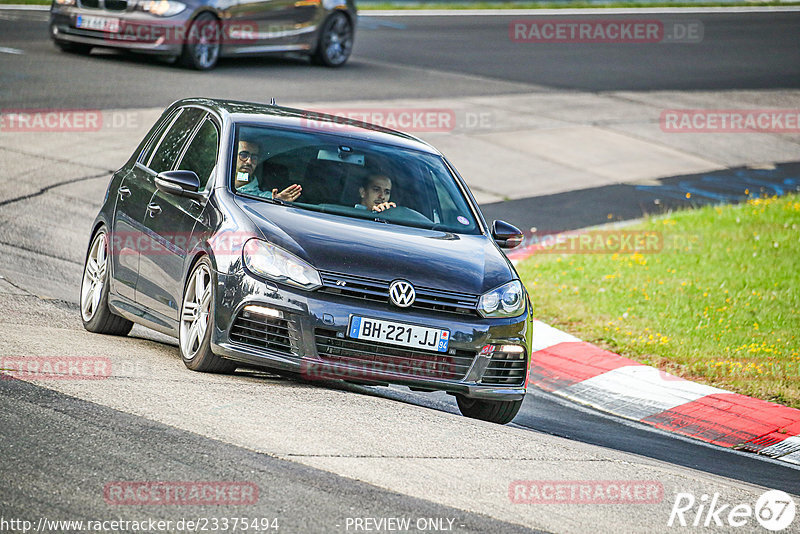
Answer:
top-left (211, 270), bottom-right (531, 401)
top-left (50, 7), bottom-right (190, 55)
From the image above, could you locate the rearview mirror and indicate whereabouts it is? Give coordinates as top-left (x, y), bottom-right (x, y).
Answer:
top-left (492, 220), bottom-right (524, 249)
top-left (155, 170), bottom-right (203, 200)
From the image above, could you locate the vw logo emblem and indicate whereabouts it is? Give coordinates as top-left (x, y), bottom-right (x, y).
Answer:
top-left (389, 280), bottom-right (415, 308)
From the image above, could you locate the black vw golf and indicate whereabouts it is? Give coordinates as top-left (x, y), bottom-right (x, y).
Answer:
top-left (81, 98), bottom-right (533, 424)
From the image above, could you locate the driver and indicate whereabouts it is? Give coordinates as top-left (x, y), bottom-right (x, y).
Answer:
top-left (357, 174), bottom-right (396, 212)
top-left (234, 139), bottom-right (302, 202)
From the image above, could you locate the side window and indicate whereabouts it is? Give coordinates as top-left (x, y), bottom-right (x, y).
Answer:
top-left (148, 107), bottom-right (205, 173)
top-left (177, 118), bottom-right (219, 190)
top-left (138, 108), bottom-right (180, 164)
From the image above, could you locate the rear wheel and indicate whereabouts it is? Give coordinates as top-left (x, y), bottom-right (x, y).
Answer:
top-left (180, 256), bottom-right (236, 373)
top-left (80, 228), bottom-right (134, 336)
top-left (179, 13), bottom-right (220, 70)
top-left (456, 394), bottom-right (523, 425)
top-left (311, 12), bottom-right (353, 67)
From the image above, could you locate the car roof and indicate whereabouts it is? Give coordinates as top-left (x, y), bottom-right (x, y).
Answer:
top-left (174, 97), bottom-right (442, 156)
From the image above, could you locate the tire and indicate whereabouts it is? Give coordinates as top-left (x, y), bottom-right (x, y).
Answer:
top-left (80, 228), bottom-right (134, 336)
top-left (179, 256), bottom-right (236, 373)
top-left (179, 13), bottom-right (220, 70)
top-left (55, 40), bottom-right (92, 55)
top-left (311, 12), bottom-right (353, 67)
top-left (456, 394), bottom-right (523, 425)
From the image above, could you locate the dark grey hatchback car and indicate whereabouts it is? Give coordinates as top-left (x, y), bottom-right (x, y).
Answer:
top-left (81, 98), bottom-right (533, 424)
top-left (50, 0), bottom-right (356, 69)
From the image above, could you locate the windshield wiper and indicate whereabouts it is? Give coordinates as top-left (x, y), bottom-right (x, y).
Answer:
top-left (238, 191), bottom-right (287, 206)
top-left (265, 196), bottom-right (287, 206)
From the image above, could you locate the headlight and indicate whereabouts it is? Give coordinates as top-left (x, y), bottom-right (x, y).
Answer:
top-left (243, 239), bottom-right (321, 290)
top-left (138, 0), bottom-right (186, 16)
top-left (478, 280), bottom-right (525, 318)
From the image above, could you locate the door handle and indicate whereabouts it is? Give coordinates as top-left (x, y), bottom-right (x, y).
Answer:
top-left (146, 203), bottom-right (162, 217)
top-left (118, 186), bottom-right (131, 201)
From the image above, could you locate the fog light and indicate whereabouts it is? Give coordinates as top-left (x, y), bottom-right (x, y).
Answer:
top-left (243, 305), bottom-right (282, 318)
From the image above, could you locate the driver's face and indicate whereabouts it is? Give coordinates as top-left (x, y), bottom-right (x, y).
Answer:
top-left (359, 176), bottom-right (391, 210)
top-left (236, 141), bottom-right (260, 176)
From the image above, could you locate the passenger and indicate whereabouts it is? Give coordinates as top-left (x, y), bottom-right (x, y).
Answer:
top-left (357, 174), bottom-right (396, 212)
top-left (234, 139), bottom-right (301, 202)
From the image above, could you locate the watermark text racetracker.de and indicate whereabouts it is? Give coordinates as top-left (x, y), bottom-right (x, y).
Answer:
top-left (509, 480), bottom-right (664, 504)
top-left (300, 352), bottom-right (460, 383)
top-left (506, 229), bottom-right (703, 257)
top-left (101, 19), bottom-right (267, 45)
top-left (661, 109), bottom-right (800, 133)
top-left (99, 229), bottom-right (704, 261)
top-left (509, 19), bottom-right (703, 43)
top-left (104, 481), bottom-right (258, 506)
top-left (300, 108), bottom-right (494, 133)
top-left (0, 356), bottom-right (158, 380)
top-left (0, 356), bottom-right (111, 380)
top-left (0, 109), bottom-right (143, 132)
top-left (0, 516), bottom-right (279, 533)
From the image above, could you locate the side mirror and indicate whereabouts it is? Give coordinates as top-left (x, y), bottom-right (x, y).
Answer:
top-left (492, 220), bottom-right (524, 249)
top-left (155, 170), bottom-right (204, 200)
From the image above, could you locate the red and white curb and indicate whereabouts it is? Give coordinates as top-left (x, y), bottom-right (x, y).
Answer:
top-left (528, 320), bottom-right (800, 465)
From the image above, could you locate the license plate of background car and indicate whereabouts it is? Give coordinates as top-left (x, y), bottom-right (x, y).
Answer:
top-left (349, 316), bottom-right (450, 353)
top-left (75, 15), bottom-right (120, 32)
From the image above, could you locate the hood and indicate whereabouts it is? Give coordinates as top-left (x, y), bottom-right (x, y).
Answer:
top-left (237, 199), bottom-right (515, 295)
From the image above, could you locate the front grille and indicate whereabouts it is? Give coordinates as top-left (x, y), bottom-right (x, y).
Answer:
top-left (481, 353), bottom-right (527, 386)
top-left (230, 309), bottom-right (293, 356)
top-left (317, 271), bottom-right (480, 316)
top-left (314, 328), bottom-right (475, 381)
top-left (105, 0), bottom-right (127, 10)
top-left (77, 0), bottom-right (126, 9)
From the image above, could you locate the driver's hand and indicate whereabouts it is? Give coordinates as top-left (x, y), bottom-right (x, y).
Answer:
top-left (372, 202), bottom-right (397, 212)
top-left (273, 184), bottom-right (302, 202)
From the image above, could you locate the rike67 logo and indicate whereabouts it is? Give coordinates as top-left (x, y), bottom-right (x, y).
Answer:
top-left (668, 490), bottom-right (796, 531)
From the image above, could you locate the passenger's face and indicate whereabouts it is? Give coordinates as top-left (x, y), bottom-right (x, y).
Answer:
top-left (360, 176), bottom-right (391, 210)
top-left (236, 141), bottom-right (260, 176)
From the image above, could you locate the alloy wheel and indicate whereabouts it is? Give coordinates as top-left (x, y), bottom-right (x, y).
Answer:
top-left (80, 231), bottom-right (107, 322)
top-left (180, 262), bottom-right (212, 360)
top-left (321, 14), bottom-right (352, 66)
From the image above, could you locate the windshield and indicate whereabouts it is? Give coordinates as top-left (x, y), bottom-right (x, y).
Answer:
top-left (231, 124), bottom-right (482, 235)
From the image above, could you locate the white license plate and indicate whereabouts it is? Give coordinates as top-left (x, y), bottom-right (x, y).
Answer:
top-left (75, 15), bottom-right (120, 33)
top-left (349, 316), bottom-right (450, 353)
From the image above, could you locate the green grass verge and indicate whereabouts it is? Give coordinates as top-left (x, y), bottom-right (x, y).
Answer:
top-left (517, 194), bottom-right (800, 408)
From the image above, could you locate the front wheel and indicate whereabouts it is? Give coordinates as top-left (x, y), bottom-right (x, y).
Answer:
top-left (311, 12), bottom-right (353, 67)
top-left (179, 14), bottom-right (220, 70)
top-left (179, 257), bottom-right (236, 373)
top-left (456, 394), bottom-right (523, 425)
top-left (80, 229), bottom-right (133, 336)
